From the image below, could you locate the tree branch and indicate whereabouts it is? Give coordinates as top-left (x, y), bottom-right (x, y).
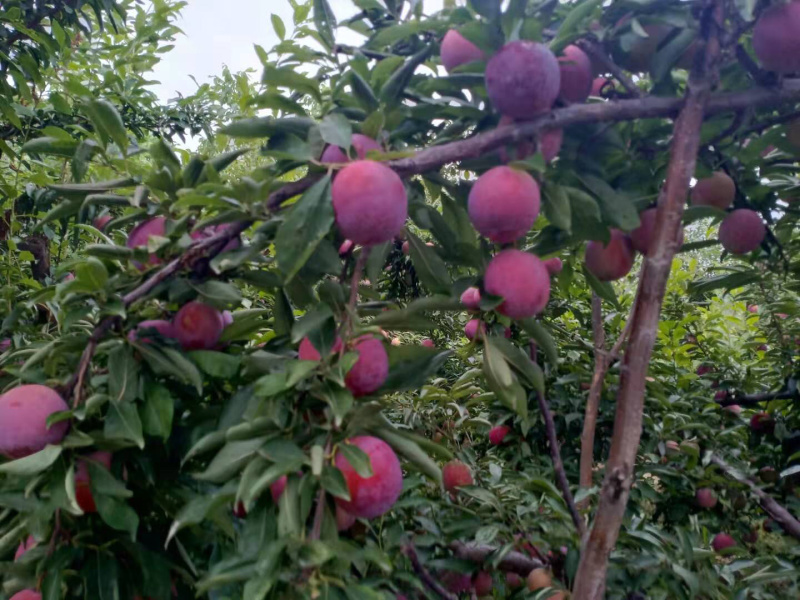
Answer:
top-left (402, 544), bottom-right (458, 600)
top-left (537, 392), bottom-right (586, 537)
top-left (572, 3), bottom-right (723, 597)
top-left (449, 541), bottom-right (544, 576)
top-left (710, 455), bottom-right (800, 541)
top-left (266, 80), bottom-right (800, 208)
top-left (717, 389), bottom-right (796, 407)
top-left (579, 294), bottom-right (607, 502)
top-left (575, 39), bottom-right (641, 98)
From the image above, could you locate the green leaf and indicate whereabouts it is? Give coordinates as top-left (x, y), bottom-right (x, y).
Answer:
top-left (372, 426), bottom-right (442, 484)
top-left (194, 280), bottom-right (243, 308)
top-left (84, 552), bottom-right (119, 600)
top-left (319, 113), bottom-right (352, 150)
top-left (688, 271), bottom-right (761, 294)
top-left (583, 266), bottom-right (621, 308)
top-left (407, 232), bottom-right (451, 294)
top-left (483, 337), bottom-right (527, 419)
top-left (381, 345), bottom-right (452, 393)
top-left (520, 319), bottom-right (558, 367)
top-left (321, 465), bottom-right (351, 500)
top-left (542, 183), bottom-right (572, 233)
top-left (87, 99), bottom-right (128, 155)
top-left (220, 116), bottom-right (316, 138)
top-left (350, 71), bottom-right (379, 112)
top-left (489, 336), bottom-right (544, 393)
top-left (75, 256), bottom-right (109, 290)
top-left (262, 66), bottom-right (321, 101)
top-left (336, 442), bottom-right (373, 478)
top-left (108, 345), bottom-right (138, 405)
top-left (188, 350), bottom-right (241, 378)
top-left (0, 445), bottom-right (62, 476)
top-left (21, 136), bottom-right (79, 157)
top-left (95, 494), bottom-right (139, 538)
top-left (577, 175), bottom-right (640, 232)
top-left (549, 0), bottom-right (604, 53)
top-left (275, 176), bottom-right (334, 282)
top-left (140, 382), bottom-right (174, 440)
top-left (379, 44), bottom-right (434, 105)
top-left (313, 0), bottom-right (337, 49)
top-left (195, 438), bottom-right (268, 483)
top-left (104, 402), bottom-right (144, 449)
top-left (271, 14), bottom-right (286, 40)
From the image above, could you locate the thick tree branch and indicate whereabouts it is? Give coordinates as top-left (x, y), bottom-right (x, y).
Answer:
top-left (449, 541), bottom-right (544, 576)
top-left (575, 39), bottom-right (641, 98)
top-left (537, 392), bottom-right (586, 537)
top-left (572, 3), bottom-right (723, 598)
top-left (718, 389), bottom-right (796, 407)
top-left (266, 80), bottom-right (800, 208)
top-left (710, 455), bottom-right (800, 540)
top-left (402, 544), bottom-right (457, 600)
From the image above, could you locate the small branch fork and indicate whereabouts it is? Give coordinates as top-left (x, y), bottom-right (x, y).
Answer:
top-left (449, 541), bottom-right (544, 576)
top-left (402, 544), bottom-right (458, 600)
top-left (575, 39), bottom-right (641, 98)
top-left (710, 455), bottom-right (800, 541)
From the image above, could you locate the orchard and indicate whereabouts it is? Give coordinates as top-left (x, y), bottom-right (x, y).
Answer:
top-left (2, 0), bottom-right (800, 599)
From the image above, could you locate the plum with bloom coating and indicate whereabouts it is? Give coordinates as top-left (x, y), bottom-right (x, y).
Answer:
top-left (332, 161), bottom-right (407, 246)
top-left (484, 250), bottom-right (550, 319)
top-left (443, 460), bottom-right (473, 493)
top-left (468, 166), bottom-right (540, 243)
top-left (584, 230), bottom-right (635, 281)
top-left (441, 30), bottom-right (485, 73)
top-left (173, 301), bottom-right (225, 350)
top-left (485, 41), bottom-right (560, 119)
top-left (753, 2), bottom-right (800, 74)
top-left (334, 436), bottom-right (403, 519)
top-left (321, 134), bottom-right (381, 163)
top-left (0, 385), bottom-right (69, 459)
top-left (344, 337), bottom-right (389, 397)
top-left (719, 210), bottom-right (766, 255)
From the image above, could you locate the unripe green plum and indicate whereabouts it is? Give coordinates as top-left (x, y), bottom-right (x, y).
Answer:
top-left (691, 171), bottom-right (735, 210)
top-left (630, 207), bottom-right (684, 255)
top-left (75, 451), bottom-right (113, 513)
top-left (173, 301), bottom-right (225, 350)
top-left (484, 250), bottom-right (550, 319)
top-left (468, 166), bottom-right (540, 243)
top-left (719, 209), bottom-right (766, 255)
top-left (753, 2), bottom-right (800, 74)
top-left (443, 459), bottom-right (473, 493)
top-left (320, 134), bottom-right (381, 163)
top-left (344, 337), bottom-right (389, 397)
top-left (331, 161), bottom-right (408, 246)
top-left (126, 217), bottom-right (167, 269)
top-left (485, 41), bottom-right (560, 119)
top-left (334, 436), bottom-right (403, 519)
top-left (584, 230), bottom-right (635, 281)
top-left (558, 45), bottom-right (592, 104)
top-left (441, 30), bottom-right (485, 73)
top-left (0, 385), bottom-right (69, 459)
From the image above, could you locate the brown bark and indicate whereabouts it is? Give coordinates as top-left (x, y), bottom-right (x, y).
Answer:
top-left (579, 294), bottom-right (607, 503)
top-left (572, 4), bottom-right (723, 598)
top-left (450, 541), bottom-right (544, 575)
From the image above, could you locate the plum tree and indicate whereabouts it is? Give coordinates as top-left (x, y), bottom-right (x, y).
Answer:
top-left (527, 568), bottom-right (553, 591)
top-left (485, 41), bottom-right (560, 119)
top-left (719, 209), bottom-right (766, 255)
top-left (484, 250), bottom-right (551, 319)
top-left (691, 171), bottom-right (735, 209)
top-left (173, 301), bottom-right (225, 350)
top-left (460, 287), bottom-right (481, 311)
top-left (630, 207), bottom-right (685, 255)
top-left (440, 30), bottom-right (485, 73)
top-left (334, 436), bottom-right (403, 519)
top-left (126, 216), bottom-right (167, 268)
top-left (298, 336), bottom-right (344, 361)
top-left (712, 533), bottom-right (736, 552)
top-left (489, 425), bottom-right (511, 445)
top-left (443, 460), bottom-right (473, 493)
top-left (468, 166), bottom-right (540, 243)
top-left (695, 488), bottom-right (717, 509)
top-left (584, 230), bottom-right (635, 281)
top-left (344, 337), bottom-right (389, 397)
top-left (558, 44), bottom-right (592, 104)
top-left (331, 161), bottom-right (408, 246)
top-left (75, 451), bottom-right (113, 513)
top-left (752, 1), bottom-right (800, 74)
top-left (320, 134), bottom-right (381, 164)
top-left (128, 319), bottom-right (177, 344)
top-left (0, 385), bottom-right (70, 458)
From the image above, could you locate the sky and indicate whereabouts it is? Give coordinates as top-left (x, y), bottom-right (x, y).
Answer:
top-left (150, 0), bottom-right (447, 103)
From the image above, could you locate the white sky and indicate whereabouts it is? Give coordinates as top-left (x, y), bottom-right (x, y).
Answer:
top-left (150, 0), bottom-right (447, 102)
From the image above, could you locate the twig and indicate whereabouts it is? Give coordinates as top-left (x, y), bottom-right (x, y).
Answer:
top-left (310, 438), bottom-right (333, 541)
top-left (266, 79), bottom-right (800, 208)
top-left (572, 3), bottom-right (724, 598)
top-left (536, 392), bottom-right (586, 537)
top-left (718, 389), bottom-right (796, 407)
top-left (450, 541), bottom-right (543, 575)
top-left (576, 39), bottom-right (641, 98)
top-left (710, 455), bottom-right (800, 540)
top-left (402, 544), bottom-right (458, 600)
top-left (334, 44), bottom-right (393, 61)
top-left (735, 44), bottom-right (775, 88)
